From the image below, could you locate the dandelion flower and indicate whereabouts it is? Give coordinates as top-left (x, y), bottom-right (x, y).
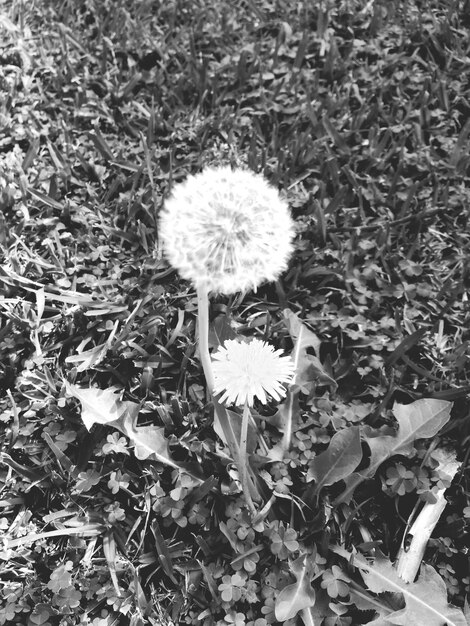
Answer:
top-left (159, 166), bottom-right (295, 294)
top-left (211, 338), bottom-right (295, 407)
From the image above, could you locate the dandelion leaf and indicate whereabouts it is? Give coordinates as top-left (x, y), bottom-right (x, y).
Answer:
top-left (306, 426), bottom-right (361, 492)
top-left (333, 547), bottom-right (466, 626)
top-left (283, 308), bottom-right (322, 356)
top-left (275, 554), bottom-right (316, 622)
top-left (66, 383), bottom-right (137, 430)
top-left (334, 399), bottom-right (452, 505)
top-left (349, 585), bottom-right (404, 623)
top-left (115, 413), bottom-right (203, 481)
top-left (391, 399), bottom-right (452, 453)
top-left (120, 419), bottom-right (178, 464)
top-left (68, 384), bottom-right (201, 479)
top-left (283, 308), bottom-right (336, 394)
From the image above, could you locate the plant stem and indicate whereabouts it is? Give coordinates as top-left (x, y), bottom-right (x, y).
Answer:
top-left (196, 284), bottom-right (257, 515)
top-left (196, 283), bottom-right (215, 392)
top-left (239, 401), bottom-right (257, 516)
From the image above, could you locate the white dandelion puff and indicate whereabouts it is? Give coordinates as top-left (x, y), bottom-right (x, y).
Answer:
top-left (211, 338), bottom-right (296, 407)
top-left (158, 166), bottom-right (295, 294)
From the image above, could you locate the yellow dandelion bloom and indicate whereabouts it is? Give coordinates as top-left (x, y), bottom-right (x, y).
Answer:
top-left (159, 166), bottom-right (295, 294)
top-left (211, 338), bottom-right (295, 407)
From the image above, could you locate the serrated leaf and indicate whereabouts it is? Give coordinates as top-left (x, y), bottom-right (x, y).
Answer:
top-left (367, 399), bottom-right (451, 471)
top-left (283, 308), bottom-right (336, 395)
top-left (333, 399), bottom-right (452, 505)
top-left (349, 585), bottom-right (402, 619)
top-left (68, 383), bottom-right (202, 479)
top-left (392, 399), bottom-right (451, 450)
top-left (120, 419), bottom-right (180, 466)
top-left (275, 554), bottom-right (316, 622)
top-left (306, 426), bottom-right (361, 492)
top-left (371, 399), bottom-right (451, 465)
top-left (115, 413), bottom-right (204, 483)
top-left (332, 547), bottom-right (466, 626)
top-left (66, 383), bottom-right (137, 430)
top-left (283, 308), bottom-right (322, 355)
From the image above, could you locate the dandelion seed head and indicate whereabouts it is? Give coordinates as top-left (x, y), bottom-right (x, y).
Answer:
top-left (159, 166), bottom-right (295, 294)
top-left (211, 338), bottom-right (295, 407)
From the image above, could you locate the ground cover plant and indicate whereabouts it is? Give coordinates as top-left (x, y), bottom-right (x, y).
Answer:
top-left (1, 0), bottom-right (470, 624)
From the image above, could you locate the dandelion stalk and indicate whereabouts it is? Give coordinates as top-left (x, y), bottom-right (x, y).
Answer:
top-left (197, 283), bottom-right (257, 512)
top-left (196, 283), bottom-right (214, 392)
top-left (211, 338), bottom-right (295, 514)
top-left (239, 401), bottom-right (257, 515)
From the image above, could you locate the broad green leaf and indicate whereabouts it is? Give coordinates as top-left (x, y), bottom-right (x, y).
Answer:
top-left (275, 554), bottom-right (316, 622)
top-left (66, 383), bottom-right (136, 430)
top-left (300, 607), bottom-right (316, 626)
top-left (391, 399), bottom-right (452, 453)
top-left (332, 547), bottom-right (466, 626)
top-left (306, 426), bottom-right (361, 492)
top-left (333, 399), bottom-right (452, 505)
top-left (366, 399), bottom-right (452, 472)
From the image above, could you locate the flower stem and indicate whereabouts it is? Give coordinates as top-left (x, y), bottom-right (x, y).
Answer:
top-left (239, 401), bottom-right (257, 516)
top-left (196, 283), bottom-right (215, 392)
top-left (196, 284), bottom-right (257, 515)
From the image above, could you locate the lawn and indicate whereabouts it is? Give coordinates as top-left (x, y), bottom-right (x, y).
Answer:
top-left (0, 0), bottom-right (470, 625)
